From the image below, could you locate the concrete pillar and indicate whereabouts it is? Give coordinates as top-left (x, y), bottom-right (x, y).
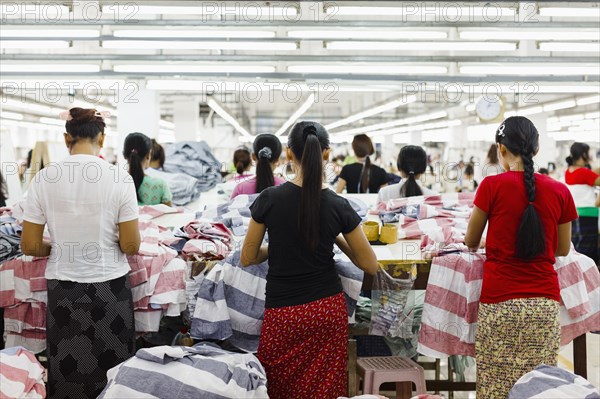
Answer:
top-left (173, 98), bottom-right (200, 142)
top-left (528, 112), bottom-right (556, 171)
top-left (116, 88), bottom-right (160, 158)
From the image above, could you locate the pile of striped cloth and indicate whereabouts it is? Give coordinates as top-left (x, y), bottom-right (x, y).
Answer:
top-left (375, 193), bottom-right (474, 245)
top-left (98, 343), bottom-right (268, 399)
top-left (0, 346), bottom-right (46, 398)
top-left (0, 214), bottom-right (188, 353)
top-left (417, 247), bottom-right (600, 358)
top-left (190, 248), bottom-right (364, 352)
top-left (508, 364), bottom-right (599, 398)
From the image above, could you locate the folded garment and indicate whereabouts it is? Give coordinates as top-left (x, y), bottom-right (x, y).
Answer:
top-left (508, 364), bottom-right (600, 398)
top-left (163, 141), bottom-right (222, 192)
top-left (98, 343), bottom-right (268, 399)
top-left (146, 168), bottom-right (202, 206)
top-left (0, 346), bottom-right (46, 399)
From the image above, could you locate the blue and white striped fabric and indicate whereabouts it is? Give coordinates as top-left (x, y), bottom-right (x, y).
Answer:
top-left (508, 364), bottom-right (600, 399)
top-left (98, 343), bottom-right (269, 399)
top-left (190, 249), bottom-right (364, 352)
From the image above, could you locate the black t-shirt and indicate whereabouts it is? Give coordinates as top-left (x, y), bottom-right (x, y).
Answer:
top-left (339, 162), bottom-right (388, 193)
top-left (249, 182), bottom-right (362, 308)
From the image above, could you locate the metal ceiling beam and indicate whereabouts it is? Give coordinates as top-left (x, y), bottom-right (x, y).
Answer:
top-left (2, 20), bottom-right (599, 28)
top-left (1, 54), bottom-right (597, 63)
top-left (1, 71), bottom-right (598, 82)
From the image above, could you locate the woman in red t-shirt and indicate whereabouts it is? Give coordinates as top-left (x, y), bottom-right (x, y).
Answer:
top-left (465, 116), bottom-right (578, 398)
top-left (565, 142), bottom-right (600, 263)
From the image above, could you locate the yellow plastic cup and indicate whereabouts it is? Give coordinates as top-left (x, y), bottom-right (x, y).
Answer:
top-left (362, 221), bottom-right (380, 241)
top-left (379, 223), bottom-right (399, 244)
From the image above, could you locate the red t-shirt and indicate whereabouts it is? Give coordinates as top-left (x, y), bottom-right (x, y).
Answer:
top-left (474, 172), bottom-right (578, 303)
top-left (565, 167), bottom-right (599, 186)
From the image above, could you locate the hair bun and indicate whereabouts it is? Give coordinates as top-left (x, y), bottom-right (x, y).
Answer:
top-left (67, 107), bottom-right (101, 125)
top-left (302, 125), bottom-right (318, 141)
top-left (258, 147), bottom-right (272, 160)
top-left (565, 155), bottom-right (574, 165)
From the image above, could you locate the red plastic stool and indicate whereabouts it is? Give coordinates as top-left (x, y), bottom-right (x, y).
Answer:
top-left (357, 356), bottom-right (427, 399)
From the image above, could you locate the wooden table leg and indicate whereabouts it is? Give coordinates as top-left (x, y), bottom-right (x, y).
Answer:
top-left (396, 381), bottom-right (412, 399)
top-left (573, 334), bottom-right (587, 379)
top-left (348, 339), bottom-right (358, 397)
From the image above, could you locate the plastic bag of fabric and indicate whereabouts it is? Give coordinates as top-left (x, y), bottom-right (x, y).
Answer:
top-left (370, 265), bottom-right (415, 337)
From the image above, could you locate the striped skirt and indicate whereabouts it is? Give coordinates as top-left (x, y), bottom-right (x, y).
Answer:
top-left (476, 297), bottom-right (560, 399)
top-left (572, 216), bottom-right (599, 264)
top-left (46, 275), bottom-right (135, 399)
top-left (257, 292), bottom-right (348, 399)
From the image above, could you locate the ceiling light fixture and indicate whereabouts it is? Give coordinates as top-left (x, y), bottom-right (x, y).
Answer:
top-left (539, 42), bottom-right (600, 52)
top-left (113, 29), bottom-right (276, 38)
top-left (104, 5), bottom-right (297, 17)
top-left (39, 117), bottom-right (64, 126)
top-left (326, 41), bottom-right (516, 52)
top-left (206, 97), bottom-right (253, 139)
top-left (460, 65), bottom-right (600, 76)
top-left (1, 64), bottom-right (100, 73)
top-left (325, 95), bottom-right (416, 130)
top-left (114, 65), bottom-right (275, 74)
top-left (0, 111), bottom-right (24, 120)
top-left (287, 65), bottom-right (447, 75)
top-left (327, 6), bottom-right (515, 17)
top-left (0, 40), bottom-right (69, 49)
top-left (274, 93), bottom-right (316, 136)
top-left (332, 110), bottom-right (448, 136)
top-left (102, 40), bottom-right (297, 51)
top-left (460, 30), bottom-right (600, 41)
top-left (0, 29), bottom-right (99, 38)
top-left (539, 7), bottom-right (600, 17)
top-left (287, 30), bottom-right (447, 39)
top-left (576, 95), bottom-right (600, 106)
top-left (542, 100), bottom-right (577, 112)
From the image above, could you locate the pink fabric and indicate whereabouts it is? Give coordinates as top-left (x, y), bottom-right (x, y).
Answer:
top-left (180, 221), bottom-right (233, 260)
top-left (0, 347), bottom-right (46, 399)
top-left (230, 176), bottom-right (286, 199)
top-left (418, 248), bottom-right (600, 357)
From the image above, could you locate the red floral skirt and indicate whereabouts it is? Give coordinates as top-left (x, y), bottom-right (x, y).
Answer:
top-left (257, 292), bottom-right (348, 399)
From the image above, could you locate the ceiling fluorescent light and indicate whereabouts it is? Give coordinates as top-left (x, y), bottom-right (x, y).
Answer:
top-left (113, 30), bottom-right (276, 38)
top-left (328, 6), bottom-right (515, 17)
top-left (1, 98), bottom-right (63, 115)
top-left (535, 85), bottom-right (600, 94)
top-left (460, 65), bottom-right (600, 76)
top-left (288, 65), bottom-right (447, 75)
top-left (326, 41), bottom-right (515, 52)
top-left (0, 40), bottom-right (69, 49)
top-left (287, 30), bottom-right (447, 40)
top-left (103, 41), bottom-right (296, 51)
top-left (105, 5), bottom-right (297, 17)
top-left (0, 111), bottom-right (23, 120)
top-left (0, 29), bottom-right (99, 38)
top-left (422, 129), bottom-right (452, 142)
top-left (549, 131), bottom-right (599, 142)
top-left (159, 120), bottom-right (175, 129)
top-left (333, 110), bottom-right (447, 136)
top-left (114, 65), bottom-right (275, 73)
top-left (275, 93), bottom-right (315, 136)
top-left (543, 100), bottom-right (577, 112)
top-left (325, 95), bottom-right (416, 130)
top-left (539, 7), bottom-right (600, 17)
top-left (207, 97), bottom-right (252, 139)
top-left (40, 117), bottom-right (64, 126)
top-left (460, 30), bottom-right (600, 41)
top-left (1, 64), bottom-right (100, 73)
top-left (577, 95), bottom-right (600, 106)
top-left (0, 4), bottom-right (69, 17)
top-left (364, 119), bottom-right (461, 137)
top-left (504, 106), bottom-right (544, 118)
top-left (539, 42), bottom-right (600, 52)
top-left (392, 133), bottom-right (411, 144)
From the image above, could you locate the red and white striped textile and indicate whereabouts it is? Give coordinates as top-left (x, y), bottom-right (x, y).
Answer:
top-left (0, 346), bottom-right (46, 398)
top-left (138, 204), bottom-right (182, 221)
top-left (180, 221), bottom-right (234, 260)
top-left (418, 249), bottom-right (600, 358)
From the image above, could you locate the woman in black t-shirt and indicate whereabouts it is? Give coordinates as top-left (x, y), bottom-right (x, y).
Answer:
top-left (241, 121), bottom-right (378, 399)
top-left (336, 134), bottom-right (388, 194)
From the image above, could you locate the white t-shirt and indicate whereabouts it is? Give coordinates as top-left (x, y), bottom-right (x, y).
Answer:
top-left (377, 180), bottom-right (439, 203)
top-left (23, 154), bottom-right (139, 283)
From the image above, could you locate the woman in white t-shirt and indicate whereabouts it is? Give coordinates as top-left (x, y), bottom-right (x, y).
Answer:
top-left (377, 145), bottom-right (439, 203)
top-left (21, 108), bottom-right (141, 398)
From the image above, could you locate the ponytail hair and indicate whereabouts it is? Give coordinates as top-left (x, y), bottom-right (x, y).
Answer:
top-left (233, 148), bottom-right (251, 175)
top-left (288, 121), bottom-right (330, 250)
top-left (397, 145), bottom-right (427, 197)
top-left (352, 134), bottom-right (375, 193)
top-left (253, 133), bottom-right (283, 194)
top-left (495, 116), bottom-right (545, 258)
top-left (123, 132), bottom-right (152, 202)
top-left (566, 142), bottom-right (590, 166)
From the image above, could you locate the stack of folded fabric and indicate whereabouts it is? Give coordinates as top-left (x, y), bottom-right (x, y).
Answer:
top-left (145, 168), bottom-right (202, 206)
top-left (0, 209), bottom-right (22, 262)
top-left (175, 221), bottom-right (234, 261)
top-left (98, 343), bottom-right (269, 399)
top-left (0, 346), bottom-right (46, 398)
top-left (163, 141), bottom-right (222, 192)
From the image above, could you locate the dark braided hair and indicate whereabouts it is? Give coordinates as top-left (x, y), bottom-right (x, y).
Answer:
top-left (495, 116), bottom-right (545, 259)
